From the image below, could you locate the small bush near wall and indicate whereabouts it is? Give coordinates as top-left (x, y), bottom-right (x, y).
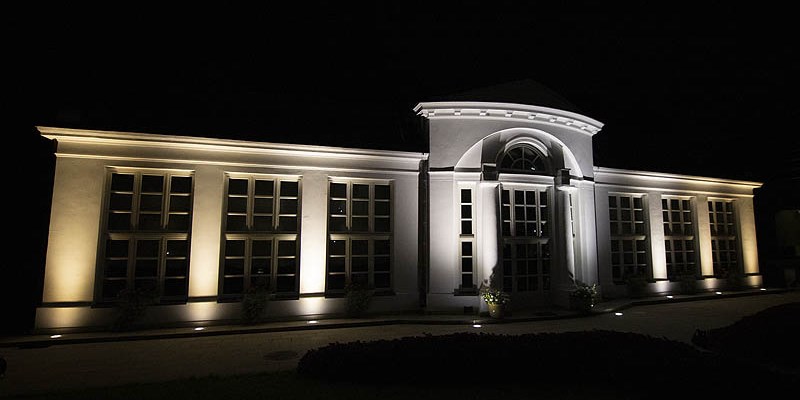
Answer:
top-left (111, 288), bottom-right (156, 331)
top-left (625, 273), bottom-right (648, 298)
top-left (241, 284), bottom-right (269, 325)
top-left (724, 268), bottom-right (744, 291)
top-left (678, 274), bottom-right (697, 294)
top-left (344, 282), bottom-right (373, 317)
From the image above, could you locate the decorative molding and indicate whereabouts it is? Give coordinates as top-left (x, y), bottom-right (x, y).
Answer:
top-left (413, 101), bottom-right (604, 136)
top-left (37, 126), bottom-right (429, 163)
top-left (594, 167), bottom-right (763, 189)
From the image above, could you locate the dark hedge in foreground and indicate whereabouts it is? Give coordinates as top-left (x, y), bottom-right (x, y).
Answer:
top-left (298, 330), bottom-right (796, 396)
top-left (693, 301), bottom-right (800, 369)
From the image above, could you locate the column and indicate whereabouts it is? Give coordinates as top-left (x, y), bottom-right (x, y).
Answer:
top-left (735, 197), bottom-right (760, 275)
top-left (559, 187), bottom-right (576, 282)
top-left (695, 194), bottom-right (714, 277)
top-left (42, 158), bottom-right (106, 303)
top-left (299, 171), bottom-right (328, 295)
top-left (478, 181), bottom-right (501, 287)
top-left (188, 165), bottom-right (224, 299)
top-left (647, 191), bottom-right (668, 280)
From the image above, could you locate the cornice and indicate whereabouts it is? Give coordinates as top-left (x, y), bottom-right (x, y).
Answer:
top-left (593, 166), bottom-right (763, 189)
top-left (413, 101), bottom-right (604, 136)
top-left (37, 126), bottom-right (429, 162)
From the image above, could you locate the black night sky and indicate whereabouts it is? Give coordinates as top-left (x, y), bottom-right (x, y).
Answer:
top-left (6, 4), bottom-right (799, 332)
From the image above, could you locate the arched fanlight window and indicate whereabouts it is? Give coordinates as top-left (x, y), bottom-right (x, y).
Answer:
top-left (499, 145), bottom-right (548, 174)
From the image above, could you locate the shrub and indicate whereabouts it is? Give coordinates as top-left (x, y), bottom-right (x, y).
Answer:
top-left (344, 282), bottom-right (372, 317)
top-left (111, 288), bottom-right (156, 331)
top-left (678, 273), bottom-right (697, 294)
top-left (297, 330), bottom-right (794, 396)
top-left (625, 273), bottom-right (648, 298)
top-left (241, 284), bottom-right (269, 325)
top-left (692, 302), bottom-right (800, 370)
top-left (479, 283), bottom-right (510, 305)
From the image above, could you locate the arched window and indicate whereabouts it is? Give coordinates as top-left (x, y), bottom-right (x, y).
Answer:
top-left (499, 145), bottom-right (548, 174)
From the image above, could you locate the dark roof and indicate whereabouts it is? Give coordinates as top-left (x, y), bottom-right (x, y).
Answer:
top-left (425, 79), bottom-right (584, 114)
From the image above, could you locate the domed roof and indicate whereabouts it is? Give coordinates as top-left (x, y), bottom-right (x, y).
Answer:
top-left (426, 79), bottom-right (583, 114)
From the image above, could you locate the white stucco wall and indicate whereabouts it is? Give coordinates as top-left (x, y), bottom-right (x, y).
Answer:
top-left (41, 157), bottom-right (106, 304)
top-left (35, 127), bottom-right (425, 331)
top-left (594, 167), bottom-right (762, 297)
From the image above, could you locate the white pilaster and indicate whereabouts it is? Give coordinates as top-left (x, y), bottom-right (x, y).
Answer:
top-left (42, 158), bottom-right (106, 303)
top-left (736, 197), bottom-right (760, 275)
top-left (647, 191), bottom-right (668, 280)
top-left (478, 181), bottom-right (501, 287)
top-left (299, 171), bottom-right (328, 295)
top-left (188, 165), bottom-right (224, 298)
top-left (694, 194), bottom-right (714, 277)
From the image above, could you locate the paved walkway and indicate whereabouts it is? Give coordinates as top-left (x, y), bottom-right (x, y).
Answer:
top-left (1, 289), bottom-right (797, 397)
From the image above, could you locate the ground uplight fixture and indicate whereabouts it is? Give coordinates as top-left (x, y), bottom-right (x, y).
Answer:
top-left (50, 334), bottom-right (62, 339)
top-left (194, 327), bottom-right (205, 331)
top-left (472, 324), bottom-right (482, 328)
top-left (614, 312), bottom-right (623, 316)
top-left (666, 295), bottom-right (674, 299)
top-left (760, 288), bottom-right (766, 291)
top-left (307, 320), bottom-right (318, 324)
top-left (715, 291), bottom-right (723, 295)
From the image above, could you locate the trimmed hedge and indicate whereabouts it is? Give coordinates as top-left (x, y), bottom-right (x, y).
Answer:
top-left (693, 301), bottom-right (800, 369)
top-left (298, 330), bottom-right (794, 395)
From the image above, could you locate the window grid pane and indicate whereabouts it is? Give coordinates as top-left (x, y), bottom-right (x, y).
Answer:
top-left (327, 181), bottom-right (392, 293)
top-left (501, 186), bottom-right (549, 293)
top-left (663, 197), bottom-right (696, 280)
top-left (708, 200), bottom-right (738, 276)
top-left (102, 171), bottom-right (192, 301)
top-left (608, 194), bottom-right (649, 282)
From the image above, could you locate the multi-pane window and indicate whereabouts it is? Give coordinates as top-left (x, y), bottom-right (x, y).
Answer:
top-left (221, 177), bottom-right (300, 297)
top-left (502, 242), bottom-right (551, 292)
top-left (662, 198), bottom-right (696, 279)
top-left (459, 188), bottom-right (475, 291)
top-left (500, 187), bottom-right (550, 292)
top-left (327, 181), bottom-right (392, 293)
top-left (608, 195), bottom-right (649, 282)
top-left (501, 189), bottom-right (549, 238)
top-left (101, 171), bottom-right (193, 301)
top-left (708, 200), bottom-right (738, 276)
top-left (327, 237), bottom-right (391, 291)
top-left (499, 145), bottom-right (547, 173)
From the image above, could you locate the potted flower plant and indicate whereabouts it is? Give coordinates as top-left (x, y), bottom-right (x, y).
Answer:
top-left (569, 280), bottom-right (598, 314)
top-left (479, 283), bottom-right (510, 318)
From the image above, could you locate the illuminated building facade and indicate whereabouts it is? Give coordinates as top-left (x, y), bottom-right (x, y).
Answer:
top-left (35, 98), bottom-right (762, 331)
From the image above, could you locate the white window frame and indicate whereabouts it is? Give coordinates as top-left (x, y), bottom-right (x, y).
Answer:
top-left (457, 186), bottom-right (476, 292)
top-left (708, 199), bottom-right (739, 277)
top-left (221, 174), bottom-right (301, 298)
top-left (500, 185), bottom-right (551, 293)
top-left (608, 193), bottom-right (649, 283)
top-left (662, 196), bottom-right (697, 280)
top-left (326, 180), bottom-right (393, 294)
top-left (99, 169), bottom-right (194, 302)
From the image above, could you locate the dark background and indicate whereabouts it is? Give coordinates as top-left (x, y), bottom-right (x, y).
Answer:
top-left (6, 4), bottom-right (798, 334)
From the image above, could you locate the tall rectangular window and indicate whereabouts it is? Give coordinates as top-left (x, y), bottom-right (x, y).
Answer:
top-left (101, 171), bottom-right (193, 301)
top-left (327, 181), bottom-right (391, 293)
top-left (662, 197), bottom-right (696, 280)
top-left (500, 188), bottom-right (550, 292)
top-left (708, 200), bottom-right (738, 276)
top-left (221, 176), bottom-right (300, 298)
top-left (459, 188), bottom-right (475, 291)
top-left (608, 194), bottom-right (649, 282)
